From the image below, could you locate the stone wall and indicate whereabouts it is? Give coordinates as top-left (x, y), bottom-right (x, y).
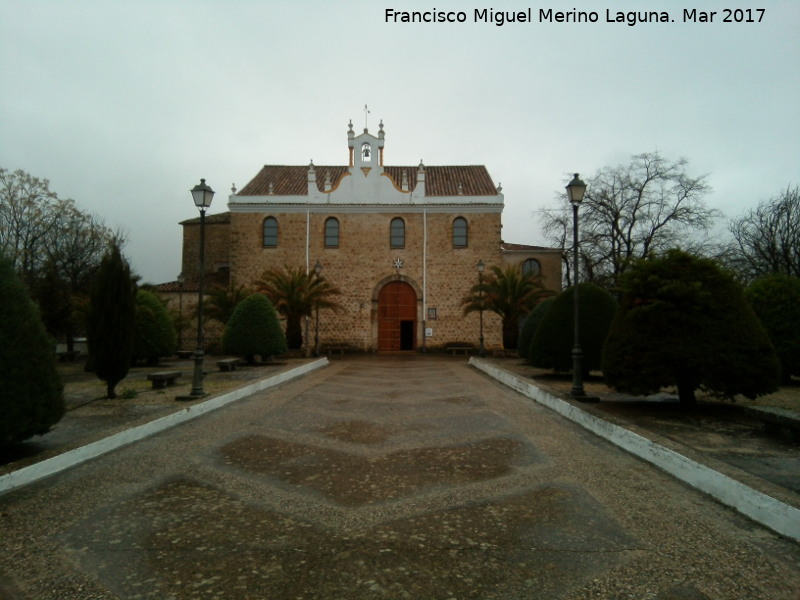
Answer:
top-left (227, 210), bottom-right (506, 351)
top-left (502, 247), bottom-right (563, 291)
top-left (158, 291), bottom-right (225, 352)
top-left (174, 209), bottom-right (562, 353)
top-left (181, 218), bottom-right (231, 278)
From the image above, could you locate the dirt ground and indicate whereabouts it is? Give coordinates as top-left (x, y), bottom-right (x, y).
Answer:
top-left (0, 355), bottom-right (307, 474)
top-left (495, 361), bottom-right (800, 411)
top-left (491, 358), bottom-right (800, 500)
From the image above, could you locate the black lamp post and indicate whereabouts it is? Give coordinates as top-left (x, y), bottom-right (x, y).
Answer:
top-left (314, 260), bottom-right (322, 357)
top-left (566, 173), bottom-right (587, 398)
top-left (477, 259), bottom-right (486, 357)
top-left (189, 178), bottom-right (214, 397)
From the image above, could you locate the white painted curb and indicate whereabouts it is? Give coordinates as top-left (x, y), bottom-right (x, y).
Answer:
top-left (0, 358), bottom-right (329, 496)
top-left (470, 357), bottom-right (800, 543)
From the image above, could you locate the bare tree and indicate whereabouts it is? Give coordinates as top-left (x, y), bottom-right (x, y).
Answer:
top-left (0, 167), bottom-right (66, 283)
top-left (1, 167), bottom-right (119, 349)
top-left (539, 206), bottom-right (572, 286)
top-left (45, 205), bottom-right (117, 293)
top-left (539, 152), bottom-right (719, 289)
top-left (728, 185), bottom-right (799, 282)
top-left (42, 207), bottom-right (118, 350)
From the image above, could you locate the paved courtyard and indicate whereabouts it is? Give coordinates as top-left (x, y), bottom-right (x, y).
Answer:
top-left (1, 355), bottom-right (799, 599)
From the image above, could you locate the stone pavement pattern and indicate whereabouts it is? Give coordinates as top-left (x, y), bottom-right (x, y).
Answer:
top-left (1, 356), bottom-right (799, 599)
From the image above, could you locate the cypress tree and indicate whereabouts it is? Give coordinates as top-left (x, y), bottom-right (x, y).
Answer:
top-left (0, 256), bottom-right (65, 444)
top-left (88, 244), bottom-right (136, 399)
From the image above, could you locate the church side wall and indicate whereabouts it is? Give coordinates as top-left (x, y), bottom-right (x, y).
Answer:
top-left (502, 250), bottom-right (563, 294)
top-left (181, 221), bottom-right (231, 278)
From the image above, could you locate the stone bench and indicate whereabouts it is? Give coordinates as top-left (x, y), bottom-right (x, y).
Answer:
top-left (56, 350), bottom-right (81, 362)
top-left (322, 344), bottom-right (357, 355)
top-left (445, 344), bottom-right (475, 355)
top-left (146, 371), bottom-right (182, 389)
top-left (217, 358), bottom-right (241, 372)
top-left (176, 350), bottom-right (193, 359)
top-left (745, 406), bottom-right (800, 441)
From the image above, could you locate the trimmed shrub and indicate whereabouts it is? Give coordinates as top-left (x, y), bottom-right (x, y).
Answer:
top-left (518, 297), bottom-right (555, 361)
top-left (222, 294), bottom-right (287, 363)
top-left (746, 273), bottom-right (800, 382)
top-left (602, 250), bottom-right (780, 404)
top-left (529, 283), bottom-right (617, 373)
top-left (133, 290), bottom-right (177, 365)
top-left (87, 244), bottom-right (137, 399)
top-left (0, 257), bottom-right (64, 444)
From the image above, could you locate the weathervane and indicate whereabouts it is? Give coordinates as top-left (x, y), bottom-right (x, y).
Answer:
top-left (364, 104), bottom-right (370, 130)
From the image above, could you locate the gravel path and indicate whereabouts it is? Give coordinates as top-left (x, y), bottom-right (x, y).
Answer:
top-left (1, 355), bottom-right (798, 599)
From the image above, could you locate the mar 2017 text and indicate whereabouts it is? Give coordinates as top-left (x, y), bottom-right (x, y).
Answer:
top-left (383, 8), bottom-right (766, 27)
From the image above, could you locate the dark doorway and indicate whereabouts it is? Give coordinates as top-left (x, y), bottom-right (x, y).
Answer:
top-left (378, 281), bottom-right (417, 352)
top-left (400, 320), bottom-right (415, 351)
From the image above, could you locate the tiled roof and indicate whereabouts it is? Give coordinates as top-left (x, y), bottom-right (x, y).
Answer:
top-left (237, 165), bottom-right (498, 197)
top-left (238, 166), bottom-right (349, 196)
top-left (151, 270), bottom-right (230, 293)
top-left (420, 166), bottom-right (498, 196)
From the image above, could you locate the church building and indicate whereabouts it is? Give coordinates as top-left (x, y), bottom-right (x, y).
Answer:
top-left (160, 120), bottom-right (561, 353)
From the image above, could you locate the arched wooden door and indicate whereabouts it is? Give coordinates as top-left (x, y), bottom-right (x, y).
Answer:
top-left (378, 281), bottom-right (417, 352)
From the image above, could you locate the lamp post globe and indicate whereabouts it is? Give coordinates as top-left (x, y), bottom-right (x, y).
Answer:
top-left (188, 178), bottom-right (214, 398)
top-left (191, 178), bottom-right (215, 209)
top-left (566, 173), bottom-right (587, 205)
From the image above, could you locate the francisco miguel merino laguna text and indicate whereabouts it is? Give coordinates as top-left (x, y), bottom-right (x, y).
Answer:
top-left (385, 7), bottom-right (766, 26)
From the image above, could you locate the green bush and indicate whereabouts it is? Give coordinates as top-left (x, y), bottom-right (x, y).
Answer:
top-left (0, 257), bottom-right (64, 444)
top-left (746, 274), bottom-right (800, 382)
top-left (602, 250), bottom-right (780, 404)
top-left (87, 244), bottom-right (137, 399)
top-left (529, 283), bottom-right (617, 373)
top-left (133, 290), bottom-right (177, 365)
top-left (222, 294), bottom-right (287, 363)
top-left (518, 297), bottom-right (555, 361)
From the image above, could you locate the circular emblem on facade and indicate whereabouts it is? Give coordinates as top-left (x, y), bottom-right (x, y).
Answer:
top-left (393, 257), bottom-right (404, 270)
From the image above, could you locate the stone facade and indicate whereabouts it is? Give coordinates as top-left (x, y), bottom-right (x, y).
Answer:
top-left (180, 213), bottom-right (231, 278)
top-left (224, 210), bottom-right (506, 351)
top-left (164, 121), bottom-right (562, 353)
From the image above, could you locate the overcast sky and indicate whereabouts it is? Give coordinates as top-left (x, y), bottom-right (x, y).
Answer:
top-left (2, 0), bottom-right (798, 283)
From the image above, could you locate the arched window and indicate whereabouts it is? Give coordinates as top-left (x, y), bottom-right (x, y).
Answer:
top-left (263, 217), bottom-right (278, 247)
top-left (325, 217), bottom-right (339, 248)
top-left (453, 217), bottom-right (468, 248)
top-left (361, 142), bottom-right (372, 162)
top-left (390, 217), bottom-right (405, 248)
top-left (522, 258), bottom-right (541, 277)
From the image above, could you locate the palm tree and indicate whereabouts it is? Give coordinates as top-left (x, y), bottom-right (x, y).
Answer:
top-left (256, 265), bottom-right (341, 350)
top-left (462, 264), bottom-right (553, 350)
top-left (203, 284), bottom-right (252, 326)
